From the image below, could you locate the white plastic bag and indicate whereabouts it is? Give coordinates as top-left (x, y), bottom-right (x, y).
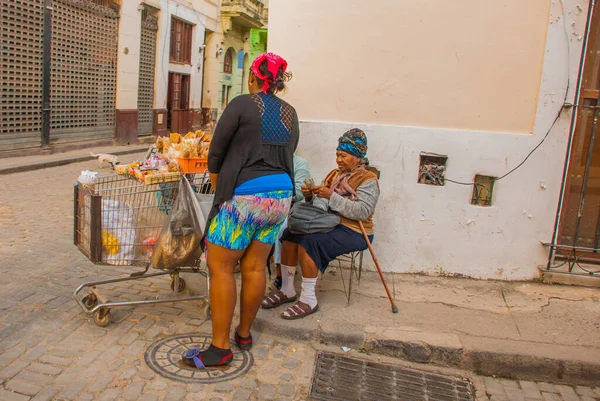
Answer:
top-left (102, 199), bottom-right (136, 265)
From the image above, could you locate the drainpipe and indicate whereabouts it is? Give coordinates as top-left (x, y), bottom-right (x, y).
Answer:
top-left (41, 0), bottom-right (52, 148)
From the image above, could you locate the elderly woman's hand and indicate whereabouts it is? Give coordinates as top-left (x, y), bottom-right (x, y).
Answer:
top-left (301, 185), bottom-right (314, 201)
top-left (312, 186), bottom-right (334, 199)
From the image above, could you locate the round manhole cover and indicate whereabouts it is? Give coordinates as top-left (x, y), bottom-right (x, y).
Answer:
top-left (145, 334), bottom-right (254, 383)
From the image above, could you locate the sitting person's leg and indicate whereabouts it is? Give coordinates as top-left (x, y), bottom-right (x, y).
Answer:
top-left (270, 217), bottom-right (288, 291)
top-left (262, 239), bottom-right (298, 308)
top-left (281, 225), bottom-right (373, 319)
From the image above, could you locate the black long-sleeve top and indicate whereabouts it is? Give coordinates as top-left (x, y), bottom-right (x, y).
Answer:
top-left (207, 92), bottom-right (300, 221)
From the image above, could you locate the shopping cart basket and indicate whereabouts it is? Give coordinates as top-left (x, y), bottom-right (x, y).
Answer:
top-left (73, 172), bottom-right (213, 326)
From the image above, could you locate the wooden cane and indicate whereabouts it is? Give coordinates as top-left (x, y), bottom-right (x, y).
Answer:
top-left (358, 221), bottom-right (399, 314)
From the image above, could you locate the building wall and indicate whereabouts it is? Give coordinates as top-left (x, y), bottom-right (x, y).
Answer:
top-left (218, 24), bottom-right (250, 115)
top-left (268, 0), bottom-right (587, 280)
top-left (154, 0), bottom-right (219, 111)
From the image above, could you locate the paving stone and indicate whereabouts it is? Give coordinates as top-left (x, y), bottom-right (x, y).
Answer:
top-left (485, 377), bottom-right (505, 395)
top-left (27, 362), bottom-right (62, 376)
top-left (542, 393), bottom-right (563, 401)
top-left (490, 396), bottom-right (509, 401)
top-left (240, 377), bottom-right (258, 389)
top-left (209, 398), bottom-right (224, 401)
top-left (253, 347), bottom-right (268, 360)
top-left (151, 380), bottom-right (169, 391)
top-left (278, 383), bottom-right (296, 397)
top-left (280, 373), bottom-right (293, 382)
top-left (187, 319), bottom-right (204, 326)
top-left (77, 394), bottom-right (95, 401)
top-left (76, 350), bottom-right (102, 367)
top-left (88, 374), bottom-right (114, 393)
top-left (124, 340), bottom-right (146, 356)
top-left (119, 332), bottom-right (139, 345)
top-left (6, 378), bottom-right (42, 396)
top-left (258, 384), bottom-right (277, 400)
top-left (0, 389), bottom-right (31, 401)
top-left (139, 369), bottom-right (154, 380)
top-left (538, 384), bottom-right (559, 394)
top-left (259, 336), bottom-right (275, 346)
top-left (119, 366), bottom-right (138, 380)
top-left (164, 386), bottom-right (187, 401)
top-left (502, 380), bottom-right (520, 389)
top-left (123, 381), bottom-right (146, 401)
top-left (273, 353), bottom-right (284, 359)
top-left (144, 327), bottom-right (163, 340)
top-left (575, 387), bottom-right (597, 398)
top-left (23, 346), bottom-right (48, 362)
top-left (140, 395), bottom-right (159, 401)
top-left (557, 385), bottom-right (582, 401)
top-left (97, 388), bottom-right (122, 401)
top-left (15, 369), bottom-right (54, 386)
top-left (189, 384), bottom-right (205, 393)
top-left (0, 360), bottom-right (30, 380)
top-left (282, 358), bottom-right (299, 370)
top-left (505, 388), bottom-right (526, 401)
top-left (580, 397), bottom-right (596, 401)
top-left (0, 346), bottom-right (25, 365)
top-left (519, 382), bottom-right (542, 400)
top-left (215, 382), bottom-right (235, 393)
top-left (233, 389), bottom-right (253, 401)
top-left (31, 386), bottom-right (59, 401)
top-left (108, 359), bottom-right (124, 372)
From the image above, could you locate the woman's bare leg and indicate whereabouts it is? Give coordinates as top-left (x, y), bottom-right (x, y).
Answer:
top-left (237, 240), bottom-right (273, 338)
top-left (207, 242), bottom-right (245, 350)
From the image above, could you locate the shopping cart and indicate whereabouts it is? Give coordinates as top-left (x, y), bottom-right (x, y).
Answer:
top-left (73, 172), bottom-right (213, 326)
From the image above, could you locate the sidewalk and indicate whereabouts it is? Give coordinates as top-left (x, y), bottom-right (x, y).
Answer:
top-left (0, 143), bottom-right (151, 175)
top-left (188, 268), bottom-right (600, 386)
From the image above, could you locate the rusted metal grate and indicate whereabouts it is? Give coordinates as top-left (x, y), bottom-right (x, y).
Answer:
top-left (50, 0), bottom-right (119, 143)
top-left (0, 0), bottom-right (44, 150)
top-left (311, 352), bottom-right (475, 401)
top-left (138, 11), bottom-right (158, 136)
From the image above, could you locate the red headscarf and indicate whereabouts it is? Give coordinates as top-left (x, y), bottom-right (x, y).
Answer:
top-left (250, 52), bottom-right (288, 94)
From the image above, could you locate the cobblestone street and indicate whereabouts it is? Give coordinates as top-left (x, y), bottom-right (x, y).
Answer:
top-left (0, 157), bottom-right (598, 400)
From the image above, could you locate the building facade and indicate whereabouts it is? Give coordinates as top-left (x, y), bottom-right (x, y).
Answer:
top-left (268, 0), bottom-right (597, 280)
top-left (205, 0), bottom-right (268, 119)
top-left (0, 0), bottom-right (220, 155)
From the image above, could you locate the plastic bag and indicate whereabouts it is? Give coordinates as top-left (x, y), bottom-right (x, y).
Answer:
top-left (102, 199), bottom-right (136, 265)
top-left (151, 177), bottom-right (206, 270)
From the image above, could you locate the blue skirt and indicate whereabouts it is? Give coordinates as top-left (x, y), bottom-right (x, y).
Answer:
top-left (280, 225), bottom-right (374, 272)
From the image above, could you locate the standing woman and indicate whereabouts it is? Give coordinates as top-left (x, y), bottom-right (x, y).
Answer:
top-left (181, 53), bottom-right (298, 369)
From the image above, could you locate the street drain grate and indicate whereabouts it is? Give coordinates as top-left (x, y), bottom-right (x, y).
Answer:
top-left (144, 334), bottom-right (253, 383)
top-left (310, 352), bottom-right (474, 401)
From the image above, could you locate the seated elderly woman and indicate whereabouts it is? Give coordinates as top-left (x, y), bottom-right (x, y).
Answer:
top-left (261, 128), bottom-right (379, 319)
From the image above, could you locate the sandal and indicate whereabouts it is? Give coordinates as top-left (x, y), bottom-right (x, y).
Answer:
top-left (234, 327), bottom-right (253, 350)
top-left (261, 290), bottom-right (297, 309)
top-left (180, 345), bottom-right (233, 370)
top-left (281, 301), bottom-right (319, 320)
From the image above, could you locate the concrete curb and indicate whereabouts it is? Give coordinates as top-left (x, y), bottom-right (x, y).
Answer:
top-left (0, 147), bottom-right (148, 175)
top-left (252, 315), bottom-right (600, 386)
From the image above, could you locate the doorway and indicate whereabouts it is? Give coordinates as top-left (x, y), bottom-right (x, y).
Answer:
top-left (167, 72), bottom-right (191, 134)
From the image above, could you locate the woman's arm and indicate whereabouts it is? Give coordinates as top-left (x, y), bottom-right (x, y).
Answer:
top-left (208, 98), bottom-right (242, 176)
top-left (327, 179), bottom-right (380, 221)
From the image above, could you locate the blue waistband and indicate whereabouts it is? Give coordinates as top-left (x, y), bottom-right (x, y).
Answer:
top-left (234, 173), bottom-right (293, 195)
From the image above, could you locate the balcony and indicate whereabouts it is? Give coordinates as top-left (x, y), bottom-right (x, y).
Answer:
top-left (221, 0), bottom-right (266, 29)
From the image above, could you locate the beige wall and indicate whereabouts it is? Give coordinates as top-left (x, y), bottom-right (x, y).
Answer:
top-left (268, 0), bottom-right (551, 134)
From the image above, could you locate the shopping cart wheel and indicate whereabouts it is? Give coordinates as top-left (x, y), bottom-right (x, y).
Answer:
top-left (203, 303), bottom-right (211, 319)
top-left (82, 294), bottom-right (98, 310)
top-left (170, 277), bottom-right (186, 293)
top-left (93, 307), bottom-right (111, 327)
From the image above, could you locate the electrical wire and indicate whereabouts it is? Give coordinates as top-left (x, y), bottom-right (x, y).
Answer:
top-left (443, 0), bottom-right (571, 187)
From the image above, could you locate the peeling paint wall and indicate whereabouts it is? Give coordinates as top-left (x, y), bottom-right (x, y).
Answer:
top-left (267, 0), bottom-right (588, 280)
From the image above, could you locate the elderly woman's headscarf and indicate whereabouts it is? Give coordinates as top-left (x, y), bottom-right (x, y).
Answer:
top-left (251, 52), bottom-right (288, 94)
top-left (337, 128), bottom-right (368, 159)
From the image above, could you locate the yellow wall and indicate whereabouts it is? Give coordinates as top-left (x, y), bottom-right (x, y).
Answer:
top-left (268, 0), bottom-right (551, 134)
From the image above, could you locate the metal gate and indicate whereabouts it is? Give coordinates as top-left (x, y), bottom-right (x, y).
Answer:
top-left (50, 0), bottom-right (119, 144)
top-left (0, 0), bottom-right (44, 151)
top-left (137, 7), bottom-right (158, 136)
top-left (548, 2), bottom-right (600, 276)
